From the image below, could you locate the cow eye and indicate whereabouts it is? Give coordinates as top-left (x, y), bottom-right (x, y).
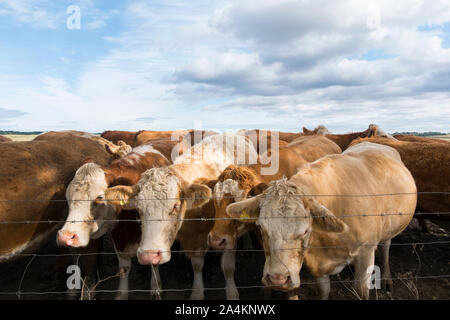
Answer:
top-left (95, 194), bottom-right (105, 203)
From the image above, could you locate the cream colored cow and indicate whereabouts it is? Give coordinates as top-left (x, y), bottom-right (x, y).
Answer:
top-left (102, 133), bottom-right (258, 299)
top-left (227, 142), bottom-right (417, 300)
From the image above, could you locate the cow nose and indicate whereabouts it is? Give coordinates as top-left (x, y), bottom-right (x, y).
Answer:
top-left (267, 273), bottom-right (290, 286)
top-left (137, 250), bottom-right (162, 265)
top-left (57, 230), bottom-right (78, 247)
top-left (208, 233), bottom-right (226, 250)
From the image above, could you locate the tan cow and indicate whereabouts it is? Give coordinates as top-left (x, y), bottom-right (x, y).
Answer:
top-left (134, 129), bottom-right (218, 148)
top-left (102, 133), bottom-right (258, 299)
top-left (227, 142), bottom-right (417, 300)
top-left (208, 136), bottom-right (342, 299)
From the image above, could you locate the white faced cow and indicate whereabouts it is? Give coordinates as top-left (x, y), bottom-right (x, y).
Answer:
top-left (57, 142), bottom-right (172, 299)
top-left (103, 133), bottom-right (258, 299)
top-left (227, 142), bottom-right (417, 300)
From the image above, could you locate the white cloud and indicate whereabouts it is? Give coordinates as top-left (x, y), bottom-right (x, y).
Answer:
top-left (0, 0), bottom-right (61, 28)
top-left (173, 0), bottom-right (450, 132)
top-left (1, 0), bottom-right (449, 133)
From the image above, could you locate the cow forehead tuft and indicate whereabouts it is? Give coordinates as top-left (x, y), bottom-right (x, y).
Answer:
top-left (135, 167), bottom-right (180, 213)
top-left (214, 179), bottom-right (244, 202)
top-left (67, 163), bottom-right (107, 200)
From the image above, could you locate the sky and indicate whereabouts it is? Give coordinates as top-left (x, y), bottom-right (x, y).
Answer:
top-left (0, 0), bottom-right (449, 133)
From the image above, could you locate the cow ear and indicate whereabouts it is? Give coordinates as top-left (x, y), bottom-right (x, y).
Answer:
top-left (248, 182), bottom-right (269, 197)
top-left (182, 183), bottom-right (212, 209)
top-left (304, 198), bottom-right (348, 233)
top-left (226, 195), bottom-right (262, 223)
top-left (81, 157), bottom-right (95, 166)
top-left (97, 185), bottom-right (139, 212)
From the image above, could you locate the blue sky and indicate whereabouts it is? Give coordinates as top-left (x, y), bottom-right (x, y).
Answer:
top-left (0, 0), bottom-right (449, 133)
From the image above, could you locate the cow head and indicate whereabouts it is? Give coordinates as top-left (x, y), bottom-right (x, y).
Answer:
top-left (208, 165), bottom-right (268, 250)
top-left (102, 167), bottom-right (211, 265)
top-left (365, 124), bottom-right (396, 140)
top-left (226, 178), bottom-right (347, 291)
top-left (302, 125), bottom-right (331, 136)
top-left (57, 162), bottom-right (120, 247)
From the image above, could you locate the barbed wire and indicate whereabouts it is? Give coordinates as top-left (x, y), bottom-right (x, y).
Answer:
top-left (0, 191), bottom-right (447, 203)
top-left (0, 211), bottom-right (449, 224)
top-left (0, 192), bottom-right (448, 300)
top-left (1, 240), bottom-right (449, 257)
top-left (2, 274), bottom-right (450, 296)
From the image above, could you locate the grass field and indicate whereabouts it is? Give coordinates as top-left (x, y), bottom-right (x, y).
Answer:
top-left (4, 134), bottom-right (39, 141)
top-left (433, 135), bottom-right (450, 141)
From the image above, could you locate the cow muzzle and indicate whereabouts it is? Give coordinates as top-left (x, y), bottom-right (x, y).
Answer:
top-left (57, 230), bottom-right (79, 247)
top-left (137, 249), bottom-right (167, 265)
top-left (207, 233), bottom-right (228, 250)
top-left (264, 273), bottom-right (293, 290)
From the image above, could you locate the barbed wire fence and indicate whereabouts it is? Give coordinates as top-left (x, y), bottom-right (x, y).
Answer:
top-left (0, 191), bottom-right (449, 300)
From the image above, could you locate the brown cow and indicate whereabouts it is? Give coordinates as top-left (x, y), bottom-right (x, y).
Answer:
top-left (208, 136), bottom-right (342, 299)
top-left (301, 125), bottom-right (331, 136)
top-left (0, 136), bottom-right (112, 263)
top-left (0, 135), bottom-right (12, 142)
top-left (100, 133), bottom-right (258, 299)
top-left (100, 130), bottom-right (137, 146)
top-left (58, 142), bottom-right (176, 300)
top-left (302, 124), bottom-right (393, 150)
top-left (349, 136), bottom-right (450, 229)
top-left (227, 142), bottom-right (417, 300)
top-left (394, 134), bottom-right (450, 144)
top-left (35, 130), bottom-right (132, 158)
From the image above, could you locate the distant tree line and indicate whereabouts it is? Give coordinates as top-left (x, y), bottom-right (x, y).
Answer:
top-left (394, 132), bottom-right (448, 136)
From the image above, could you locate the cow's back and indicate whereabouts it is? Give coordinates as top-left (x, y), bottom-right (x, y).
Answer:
top-left (350, 136), bottom-right (450, 214)
top-left (100, 130), bottom-right (137, 146)
top-left (0, 137), bottom-right (112, 261)
top-left (263, 135), bottom-right (342, 180)
top-left (293, 142), bottom-right (416, 246)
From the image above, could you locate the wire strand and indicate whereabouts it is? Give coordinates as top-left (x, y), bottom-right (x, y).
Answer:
top-left (0, 274), bottom-right (448, 296)
top-left (0, 211), bottom-right (449, 224)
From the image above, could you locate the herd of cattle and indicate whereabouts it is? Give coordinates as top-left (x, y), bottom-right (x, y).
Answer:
top-left (0, 125), bottom-right (448, 300)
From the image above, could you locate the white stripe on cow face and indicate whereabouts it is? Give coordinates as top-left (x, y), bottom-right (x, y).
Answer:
top-left (59, 163), bottom-right (114, 247)
top-left (134, 167), bottom-right (183, 264)
top-left (258, 179), bottom-right (311, 289)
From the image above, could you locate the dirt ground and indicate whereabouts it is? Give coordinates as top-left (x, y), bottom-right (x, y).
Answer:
top-left (0, 219), bottom-right (448, 300)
